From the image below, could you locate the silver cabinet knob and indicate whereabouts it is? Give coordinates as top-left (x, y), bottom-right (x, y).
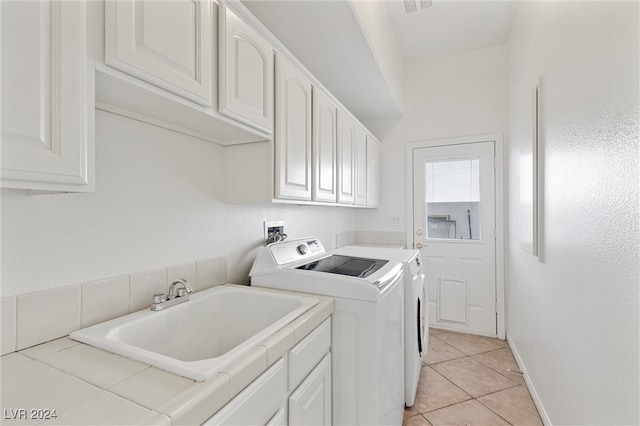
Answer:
top-left (416, 229), bottom-right (423, 236)
top-left (416, 243), bottom-right (423, 249)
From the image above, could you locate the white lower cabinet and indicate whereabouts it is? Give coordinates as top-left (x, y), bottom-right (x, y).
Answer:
top-left (204, 358), bottom-right (287, 425)
top-left (205, 318), bottom-right (332, 426)
top-left (289, 354), bottom-right (331, 426)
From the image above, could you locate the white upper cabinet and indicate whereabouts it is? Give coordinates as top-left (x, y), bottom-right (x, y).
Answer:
top-left (366, 134), bottom-right (381, 207)
top-left (219, 5), bottom-right (274, 133)
top-left (1, 0), bottom-right (94, 192)
top-left (354, 126), bottom-right (368, 206)
top-left (105, 0), bottom-right (213, 107)
top-left (336, 109), bottom-right (356, 204)
top-left (275, 55), bottom-right (313, 201)
top-left (312, 88), bottom-right (337, 203)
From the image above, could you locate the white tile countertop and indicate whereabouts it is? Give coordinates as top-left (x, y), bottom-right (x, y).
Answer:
top-left (0, 286), bottom-right (333, 426)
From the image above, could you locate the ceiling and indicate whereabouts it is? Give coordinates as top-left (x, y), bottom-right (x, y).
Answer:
top-left (385, 0), bottom-right (519, 63)
top-left (242, 0), bottom-right (519, 131)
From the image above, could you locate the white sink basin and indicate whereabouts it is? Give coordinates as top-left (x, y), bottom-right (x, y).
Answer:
top-left (70, 285), bottom-right (318, 381)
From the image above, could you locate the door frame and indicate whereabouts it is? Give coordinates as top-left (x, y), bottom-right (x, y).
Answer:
top-left (406, 133), bottom-right (505, 339)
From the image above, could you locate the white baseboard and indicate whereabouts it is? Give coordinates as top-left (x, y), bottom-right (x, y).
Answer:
top-left (507, 332), bottom-right (552, 426)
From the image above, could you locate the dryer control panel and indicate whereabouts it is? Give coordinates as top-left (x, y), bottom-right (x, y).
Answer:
top-left (269, 237), bottom-right (325, 265)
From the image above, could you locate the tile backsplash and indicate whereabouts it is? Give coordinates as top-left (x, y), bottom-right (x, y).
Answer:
top-left (1, 256), bottom-right (227, 355)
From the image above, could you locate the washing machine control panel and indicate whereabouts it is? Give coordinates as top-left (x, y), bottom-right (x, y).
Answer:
top-left (269, 238), bottom-right (325, 265)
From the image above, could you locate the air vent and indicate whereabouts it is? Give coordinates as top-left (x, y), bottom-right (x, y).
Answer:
top-left (404, 0), bottom-right (433, 14)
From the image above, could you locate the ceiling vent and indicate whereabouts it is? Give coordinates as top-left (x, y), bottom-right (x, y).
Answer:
top-left (403, 0), bottom-right (433, 14)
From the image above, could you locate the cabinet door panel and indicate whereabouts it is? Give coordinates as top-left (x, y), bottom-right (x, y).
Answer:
top-left (275, 56), bottom-right (312, 201)
top-left (106, 0), bottom-right (212, 106)
top-left (220, 6), bottom-right (274, 133)
top-left (204, 359), bottom-right (287, 425)
top-left (289, 354), bottom-right (331, 426)
top-left (1, 0), bottom-right (93, 191)
top-left (312, 88), bottom-right (337, 202)
top-left (366, 136), bottom-right (381, 207)
top-left (336, 110), bottom-right (355, 204)
top-left (354, 126), bottom-right (368, 206)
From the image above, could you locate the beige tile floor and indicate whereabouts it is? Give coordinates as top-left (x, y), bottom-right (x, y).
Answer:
top-left (404, 328), bottom-right (543, 426)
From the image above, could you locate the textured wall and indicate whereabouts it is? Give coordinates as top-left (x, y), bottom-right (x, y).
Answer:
top-left (1, 110), bottom-right (357, 296)
top-left (506, 2), bottom-right (639, 424)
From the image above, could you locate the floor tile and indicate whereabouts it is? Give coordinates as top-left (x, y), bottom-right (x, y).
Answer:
top-left (424, 399), bottom-right (510, 426)
top-left (425, 335), bottom-right (466, 365)
top-left (431, 357), bottom-right (517, 398)
top-left (404, 406), bottom-right (418, 419)
top-left (478, 385), bottom-right (543, 426)
top-left (472, 348), bottom-right (525, 385)
top-left (403, 413), bottom-right (433, 426)
top-left (434, 332), bottom-right (503, 355)
top-left (412, 366), bottom-right (471, 413)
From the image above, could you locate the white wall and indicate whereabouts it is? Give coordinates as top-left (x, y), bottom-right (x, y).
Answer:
top-left (1, 110), bottom-right (357, 297)
top-left (357, 44), bottom-right (509, 233)
top-left (349, 0), bottom-right (404, 111)
top-left (506, 2), bottom-right (639, 424)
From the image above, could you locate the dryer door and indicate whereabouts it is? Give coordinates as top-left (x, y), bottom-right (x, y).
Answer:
top-left (418, 273), bottom-right (428, 358)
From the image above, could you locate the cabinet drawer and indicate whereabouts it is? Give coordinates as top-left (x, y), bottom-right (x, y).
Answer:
top-left (204, 358), bottom-right (286, 425)
top-left (288, 318), bottom-right (331, 391)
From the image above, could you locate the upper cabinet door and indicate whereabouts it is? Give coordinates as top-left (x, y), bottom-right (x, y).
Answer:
top-left (337, 110), bottom-right (356, 204)
top-left (354, 126), bottom-right (368, 206)
top-left (219, 5), bottom-right (274, 133)
top-left (1, 0), bottom-right (94, 192)
top-left (275, 55), bottom-right (312, 201)
top-left (366, 135), bottom-right (381, 207)
top-left (312, 88), bottom-right (337, 203)
top-left (105, 0), bottom-right (213, 107)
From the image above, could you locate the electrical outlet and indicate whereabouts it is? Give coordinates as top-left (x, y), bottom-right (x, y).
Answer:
top-left (391, 216), bottom-right (402, 227)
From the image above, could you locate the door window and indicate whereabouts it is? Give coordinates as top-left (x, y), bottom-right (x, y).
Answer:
top-left (425, 158), bottom-right (480, 240)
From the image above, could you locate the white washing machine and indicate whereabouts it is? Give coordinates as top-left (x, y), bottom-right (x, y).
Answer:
top-left (335, 246), bottom-right (428, 406)
top-left (250, 237), bottom-right (405, 426)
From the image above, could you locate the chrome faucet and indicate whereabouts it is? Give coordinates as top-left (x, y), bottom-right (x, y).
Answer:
top-left (151, 278), bottom-right (193, 311)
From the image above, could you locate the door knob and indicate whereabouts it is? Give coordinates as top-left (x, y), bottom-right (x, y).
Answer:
top-left (416, 243), bottom-right (423, 249)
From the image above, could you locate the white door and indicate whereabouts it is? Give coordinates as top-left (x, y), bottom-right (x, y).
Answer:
top-left (1, 0), bottom-right (93, 192)
top-left (274, 55), bottom-right (312, 201)
top-left (105, 0), bottom-right (213, 106)
top-left (336, 110), bottom-right (355, 204)
top-left (219, 5), bottom-right (274, 133)
top-left (289, 354), bottom-right (331, 426)
top-left (366, 135), bottom-right (381, 207)
top-left (312, 87), bottom-right (337, 203)
top-left (413, 141), bottom-right (497, 336)
top-left (354, 126), bottom-right (368, 206)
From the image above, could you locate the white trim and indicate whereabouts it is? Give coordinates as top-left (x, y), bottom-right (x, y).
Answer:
top-left (405, 133), bottom-right (505, 339)
top-left (507, 333), bottom-right (552, 425)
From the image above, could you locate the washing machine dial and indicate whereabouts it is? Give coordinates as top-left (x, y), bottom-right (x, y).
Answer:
top-left (297, 244), bottom-right (309, 255)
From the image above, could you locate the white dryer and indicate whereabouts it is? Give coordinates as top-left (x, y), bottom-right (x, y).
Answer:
top-left (250, 238), bottom-right (405, 426)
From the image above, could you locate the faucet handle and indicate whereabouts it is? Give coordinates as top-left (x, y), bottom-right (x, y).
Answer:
top-left (152, 293), bottom-right (166, 304)
top-left (177, 288), bottom-right (187, 298)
